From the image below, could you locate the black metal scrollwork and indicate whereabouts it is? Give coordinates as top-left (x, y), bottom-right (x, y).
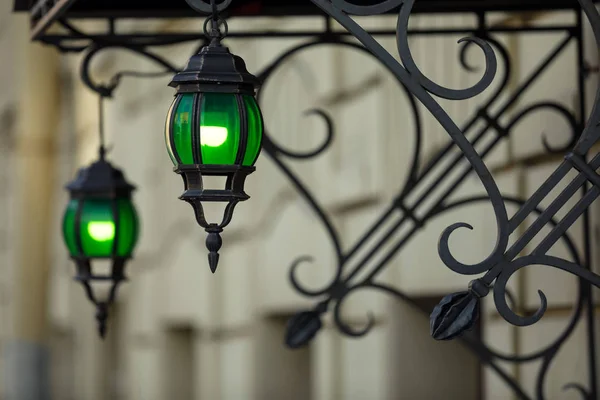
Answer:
top-left (270, 1), bottom-right (597, 398)
top-left (64, 0), bottom-right (599, 397)
top-left (185, 0), bottom-right (233, 14)
top-left (435, 0), bottom-right (600, 333)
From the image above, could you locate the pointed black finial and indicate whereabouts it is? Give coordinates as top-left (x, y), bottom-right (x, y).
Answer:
top-left (285, 302), bottom-right (328, 349)
top-left (95, 303), bottom-right (109, 339)
top-left (430, 279), bottom-right (489, 341)
top-left (206, 225), bottom-right (223, 274)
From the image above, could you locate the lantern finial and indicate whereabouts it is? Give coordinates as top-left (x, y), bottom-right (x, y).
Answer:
top-left (206, 226), bottom-right (223, 274)
top-left (96, 303), bottom-right (109, 339)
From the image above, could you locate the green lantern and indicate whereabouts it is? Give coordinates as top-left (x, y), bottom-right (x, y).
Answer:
top-left (165, 26), bottom-right (263, 274)
top-left (62, 157), bottom-right (139, 338)
top-left (63, 198), bottom-right (138, 259)
top-left (165, 92), bottom-right (263, 167)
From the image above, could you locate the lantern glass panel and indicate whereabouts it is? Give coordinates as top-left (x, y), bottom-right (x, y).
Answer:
top-left (242, 95), bottom-right (263, 166)
top-left (62, 198), bottom-right (139, 258)
top-left (116, 198), bottom-right (139, 256)
top-left (199, 93), bottom-right (241, 165)
top-left (165, 97), bottom-right (178, 165)
top-left (63, 199), bottom-right (79, 256)
top-left (173, 94), bottom-right (195, 164)
top-left (80, 199), bottom-right (116, 257)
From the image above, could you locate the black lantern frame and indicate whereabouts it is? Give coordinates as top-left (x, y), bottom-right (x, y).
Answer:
top-left (14, 0), bottom-right (600, 398)
top-left (167, 12), bottom-right (264, 273)
top-left (64, 157), bottom-right (137, 338)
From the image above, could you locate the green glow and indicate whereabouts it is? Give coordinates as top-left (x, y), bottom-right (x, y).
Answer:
top-left (201, 126), bottom-right (229, 147)
top-left (62, 198), bottom-right (139, 258)
top-left (87, 221), bottom-right (115, 242)
top-left (165, 97), bottom-right (178, 165)
top-left (63, 199), bottom-right (78, 255)
top-left (166, 92), bottom-right (263, 166)
top-left (242, 95), bottom-right (263, 166)
top-left (200, 93), bottom-right (240, 165)
top-left (173, 94), bottom-right (195, 164)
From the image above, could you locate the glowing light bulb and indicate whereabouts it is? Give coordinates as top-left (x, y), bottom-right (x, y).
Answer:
top-left (88, 221), bottom-right (115, 242)
top-left (201, 126), bottom-right (228, 147)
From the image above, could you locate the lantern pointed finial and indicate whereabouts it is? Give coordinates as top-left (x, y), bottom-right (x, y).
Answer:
top-left (208, 252), bottom-right (220, 274)
top-left (206, 226), bottom-right (223, 274)
top-left (96, 303), bottom-right (109, 339)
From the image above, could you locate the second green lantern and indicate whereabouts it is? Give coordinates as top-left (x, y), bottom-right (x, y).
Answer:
top-left (63, 157), bottom-right (139, 338)
top-left (165, 31), bottom-right (264, 274)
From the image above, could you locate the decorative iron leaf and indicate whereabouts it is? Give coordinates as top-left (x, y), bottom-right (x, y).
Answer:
top-left (430, 292), bottom-right (480, 341)
top-left (285, 311), bottom-right (323, 349)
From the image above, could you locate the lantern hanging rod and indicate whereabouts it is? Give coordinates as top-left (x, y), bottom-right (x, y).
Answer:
top-left (97, 94), bottom-right (107, 159)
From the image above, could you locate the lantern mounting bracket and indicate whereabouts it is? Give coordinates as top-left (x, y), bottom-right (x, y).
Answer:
top-left (66, 1), bottom-right (600, 396)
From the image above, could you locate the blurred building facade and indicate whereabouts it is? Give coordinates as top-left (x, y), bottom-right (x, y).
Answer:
top-left (1, 1), bottom-right (600, 399)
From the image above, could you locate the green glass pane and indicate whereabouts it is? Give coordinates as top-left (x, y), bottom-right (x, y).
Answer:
top-left (80, 199), bottom-right (116, 257)
top-left (62, 199), bottom-right (80, 256)
top-left (164, 97), bottom-right (178, 165)
top-left (173, 94), bottom-right (195, 164)
top-left (199, 93), bottom-right (240, 165)
top-left (116, 198), bottom-right (139, 257)
top-left (242, 95), bottom-right (263, 166)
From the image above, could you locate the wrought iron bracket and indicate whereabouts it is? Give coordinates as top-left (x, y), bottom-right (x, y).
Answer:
top-left (27, 0), bottom-right (600, 398)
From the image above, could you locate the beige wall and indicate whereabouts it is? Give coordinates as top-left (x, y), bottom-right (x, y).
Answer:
top-left (1, 7), bottom-right (600, 400)
top-left (0, 0), bottom-right (17, 394)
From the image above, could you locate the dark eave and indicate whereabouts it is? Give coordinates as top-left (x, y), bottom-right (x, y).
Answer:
top-left (14, 0), bottom-right (596, 40)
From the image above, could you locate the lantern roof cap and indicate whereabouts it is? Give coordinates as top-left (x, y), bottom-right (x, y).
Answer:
top-left (66, 158), bottom-right (136, 197)
top-left (169, 42), bottom-right (261, 90)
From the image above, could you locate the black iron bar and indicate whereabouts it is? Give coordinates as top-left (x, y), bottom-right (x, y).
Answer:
top-left (341, 35), bottom-right (572, 284)
top-left (41, 25), bottom-right (579, 47)
top-left (343, 213), bottom-right (412, 282)
top-left (508, 163), bottom-right (573, 231)
top-left (533, 183), bottom-right (600, 255)
top-left (411, 34), bottom-right (572, 194)
top-left (342, 126), bottom-right (498, 282)
top-left (505, 154), bottom-right (600, 261)
top-left (363, 133), bottom-right (505, 282)
top-left (343, 204), bottom-right (397, 262)
top-left (576, 7), bottom-right (598, 397)
top-left (344, 130), bottom-right (500, 281)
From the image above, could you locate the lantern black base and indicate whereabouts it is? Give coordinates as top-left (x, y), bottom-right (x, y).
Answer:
top-left (72, 257), bottom-right (129, 339)
top-left (175, 164), bottom-right (255, 203)
top-left (175, 164), bottom-right (255, 273)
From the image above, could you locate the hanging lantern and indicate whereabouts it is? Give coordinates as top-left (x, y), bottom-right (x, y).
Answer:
top-left (165, 18), bottom-right (263, 274)
top-left (62, 156), bottom-right (139, 338)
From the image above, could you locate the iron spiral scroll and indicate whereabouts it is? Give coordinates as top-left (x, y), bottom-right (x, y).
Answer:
top-left (64, 0), bottom-right (600, 398)
top-left (268, 0), bottom-right (600, 398)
